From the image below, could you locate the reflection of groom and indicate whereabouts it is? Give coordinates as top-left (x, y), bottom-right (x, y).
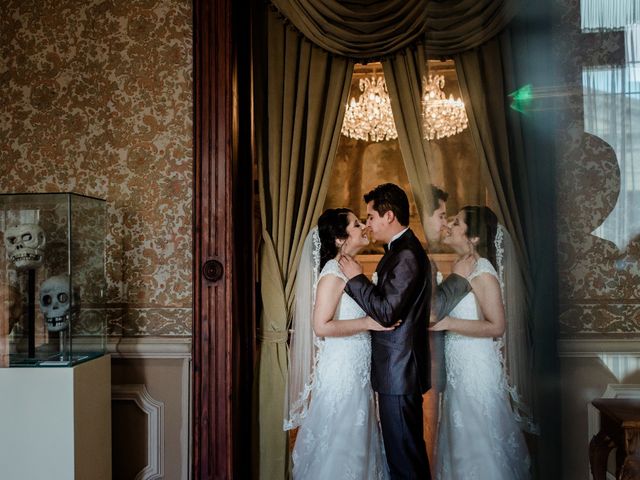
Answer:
top-left (423, 185), bottom-right (477, 381)
top-left (421, 185), bottom-right (474, 469)
top-left (339, 183), bottom-right (472, 479)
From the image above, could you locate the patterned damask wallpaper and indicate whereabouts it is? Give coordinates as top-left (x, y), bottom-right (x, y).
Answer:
top-left (0, 0), bottom-right (193, 336)
top-left (555, 0), bottom-right (640, 336)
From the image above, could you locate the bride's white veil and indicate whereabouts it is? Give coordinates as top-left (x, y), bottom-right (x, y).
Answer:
top-left (283, 226), bottom-right (321, 430)
top-left (495, 224), bottom-right (538, 434)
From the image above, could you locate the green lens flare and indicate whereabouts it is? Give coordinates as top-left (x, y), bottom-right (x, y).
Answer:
top-left (509, 84), bottom-right (533, 114)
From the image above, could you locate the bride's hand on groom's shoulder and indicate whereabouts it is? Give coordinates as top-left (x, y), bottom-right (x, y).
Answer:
top-left (429, 317), bottom-right (450, 331)
top-left (366, 316), bottom-right (401, 331)
top-left (338, 254), bottom-right (363, 279)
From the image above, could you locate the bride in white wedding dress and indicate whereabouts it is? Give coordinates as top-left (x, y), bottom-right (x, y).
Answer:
top-left (430, 206), bottom-right (531, 480)
top-left (284, 208), bottom-right (391, 479)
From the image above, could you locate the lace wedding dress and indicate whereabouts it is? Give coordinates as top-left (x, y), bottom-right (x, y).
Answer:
top-left (291, 259), bottom-right (389, 480)
top-left (435, 258), bottom-right (531, 480)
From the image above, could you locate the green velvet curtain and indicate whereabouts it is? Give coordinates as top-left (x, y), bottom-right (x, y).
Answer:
top-left (381, 45), bottom-right (435, 226)
top-left (423, 0), bottom-right (519, 54)
top-left (491, 11), bottom-right (559, 475)
top-left (269, 0), bottom-right (430, 59)
top-left (380, 38), bottom-right (530, 272)
top-left (254, 8), bottom-right (353, 479)
top-left (455, 36), bottom-right (529, 270)
top-left (454, 31), bottom-right (535, 430)
top-left (270, 0), bottom-right (517, 58)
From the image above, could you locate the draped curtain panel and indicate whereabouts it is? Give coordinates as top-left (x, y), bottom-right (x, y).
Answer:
top-left (382, 45), bottom-right (435, 225)
top-left (454, 32), bottom-right (535, 421)
top-left (270, 0), bottom-right (517, 58)
top-left (254, 8), bottom-right (353, 479)
top-left (269, 0), bottom-right (430, 59)
top-left (455, 37), bottom-right (529, 271)
top-left (498, 10), bottom-right (559, 475)
top-left (423, 0), bottom-right (519, 54)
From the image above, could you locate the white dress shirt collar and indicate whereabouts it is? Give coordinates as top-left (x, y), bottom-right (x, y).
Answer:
top-left (388, 227), bottom-right (409, 249)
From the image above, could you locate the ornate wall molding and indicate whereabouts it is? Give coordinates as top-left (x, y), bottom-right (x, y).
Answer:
top-left (107, 336), bottom-right (192, 359)
top-left (71, 336), bottom-right (192, 358)
top-left (558, 338), bottom-right (640, 357)
top-left (559, 303), bottom-right (640, 335)
top-left (112, 384), bottom-right (165, 480)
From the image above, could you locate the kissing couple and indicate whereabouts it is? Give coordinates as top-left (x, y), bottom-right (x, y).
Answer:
top-left (284, 183), bottom-right (531, 479)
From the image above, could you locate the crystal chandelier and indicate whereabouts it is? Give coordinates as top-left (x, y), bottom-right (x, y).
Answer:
top-left (421, 74), bottom-right (469, 141)
top-left (341, 76), bottom-right (398, 142)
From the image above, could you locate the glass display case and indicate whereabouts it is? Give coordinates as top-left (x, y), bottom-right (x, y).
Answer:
top-left (0, 193), bottom-right (106, 366)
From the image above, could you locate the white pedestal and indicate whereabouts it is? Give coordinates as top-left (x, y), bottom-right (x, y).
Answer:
top-left (0, 355), bottom-right (112, 480)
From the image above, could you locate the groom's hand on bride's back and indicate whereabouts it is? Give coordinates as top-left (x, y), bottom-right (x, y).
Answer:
top-left (451, 254), bottom-right (476, 279)
top-left (338, 254), bottom-right (363, 279)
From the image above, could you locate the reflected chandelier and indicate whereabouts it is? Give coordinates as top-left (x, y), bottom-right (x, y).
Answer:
top-left (421, 74), bottom-right (469, 141)
top-left (341, 76), bottom-right (398, 142)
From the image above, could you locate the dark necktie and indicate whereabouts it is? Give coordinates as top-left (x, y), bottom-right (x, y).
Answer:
top-left (383, 243), bottom-right (389, 253)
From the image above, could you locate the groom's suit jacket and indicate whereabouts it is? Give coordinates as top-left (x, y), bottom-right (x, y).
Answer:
top-left (429, 259), bottom-right (473, 392)
top-left (433, 268), bottom-right (473, 321)
top-left (345, 229), bottom-right (431, 395)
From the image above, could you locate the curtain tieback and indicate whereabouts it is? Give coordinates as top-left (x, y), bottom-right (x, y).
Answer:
top-left (257, 329), bottom-right (289, 344)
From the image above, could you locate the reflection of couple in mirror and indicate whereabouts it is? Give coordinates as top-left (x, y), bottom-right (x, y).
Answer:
top-left (285, 183), bottom-right (532, 479)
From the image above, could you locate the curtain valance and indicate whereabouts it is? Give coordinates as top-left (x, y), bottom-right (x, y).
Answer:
top-left (424, 0), bottom-right (519, 55)
top-left (269, 0), bottom-right (519, 58)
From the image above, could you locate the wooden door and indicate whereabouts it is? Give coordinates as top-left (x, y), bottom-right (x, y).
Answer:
top-left (193, 0), bottom-right (255, 477)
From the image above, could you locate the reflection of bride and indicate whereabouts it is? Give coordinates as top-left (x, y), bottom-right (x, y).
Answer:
top-left (283, 208), bottom-right (391, 479)
top-left (430, 206), bottom-right (532, 479)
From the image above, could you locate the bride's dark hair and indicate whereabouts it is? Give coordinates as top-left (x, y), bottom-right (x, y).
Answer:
top-left (317, 208), bottom-right (352, 269)
top-left (461, 206), bottom-right (499, 268)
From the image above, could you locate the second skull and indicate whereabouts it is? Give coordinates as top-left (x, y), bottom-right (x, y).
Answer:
top-left (40, 274), bottom-right (71, 332)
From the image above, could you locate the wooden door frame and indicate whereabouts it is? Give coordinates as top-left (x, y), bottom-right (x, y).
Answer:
top-left (192, 0), bottom-right (255, 478)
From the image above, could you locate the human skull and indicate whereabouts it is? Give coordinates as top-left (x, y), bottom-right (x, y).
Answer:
top-left (4, 224), bottom-right (46, 269)
top-left (39, 275), bottom-right (70, 332)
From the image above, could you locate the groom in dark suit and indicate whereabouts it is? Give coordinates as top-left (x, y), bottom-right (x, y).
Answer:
top-left (339, 183), bottom-right (471, 479)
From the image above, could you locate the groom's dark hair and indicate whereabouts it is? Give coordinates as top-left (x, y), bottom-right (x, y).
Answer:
top-left (364, 183), bottom-right (410, 226)
top-left (428, 185), bottom-right (449, 215)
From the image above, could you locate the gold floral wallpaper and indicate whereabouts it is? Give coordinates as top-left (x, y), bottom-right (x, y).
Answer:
top-left (555, 0), bottom-right (640, 336)
top-left (0, 0), bottom-right (193, 336)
